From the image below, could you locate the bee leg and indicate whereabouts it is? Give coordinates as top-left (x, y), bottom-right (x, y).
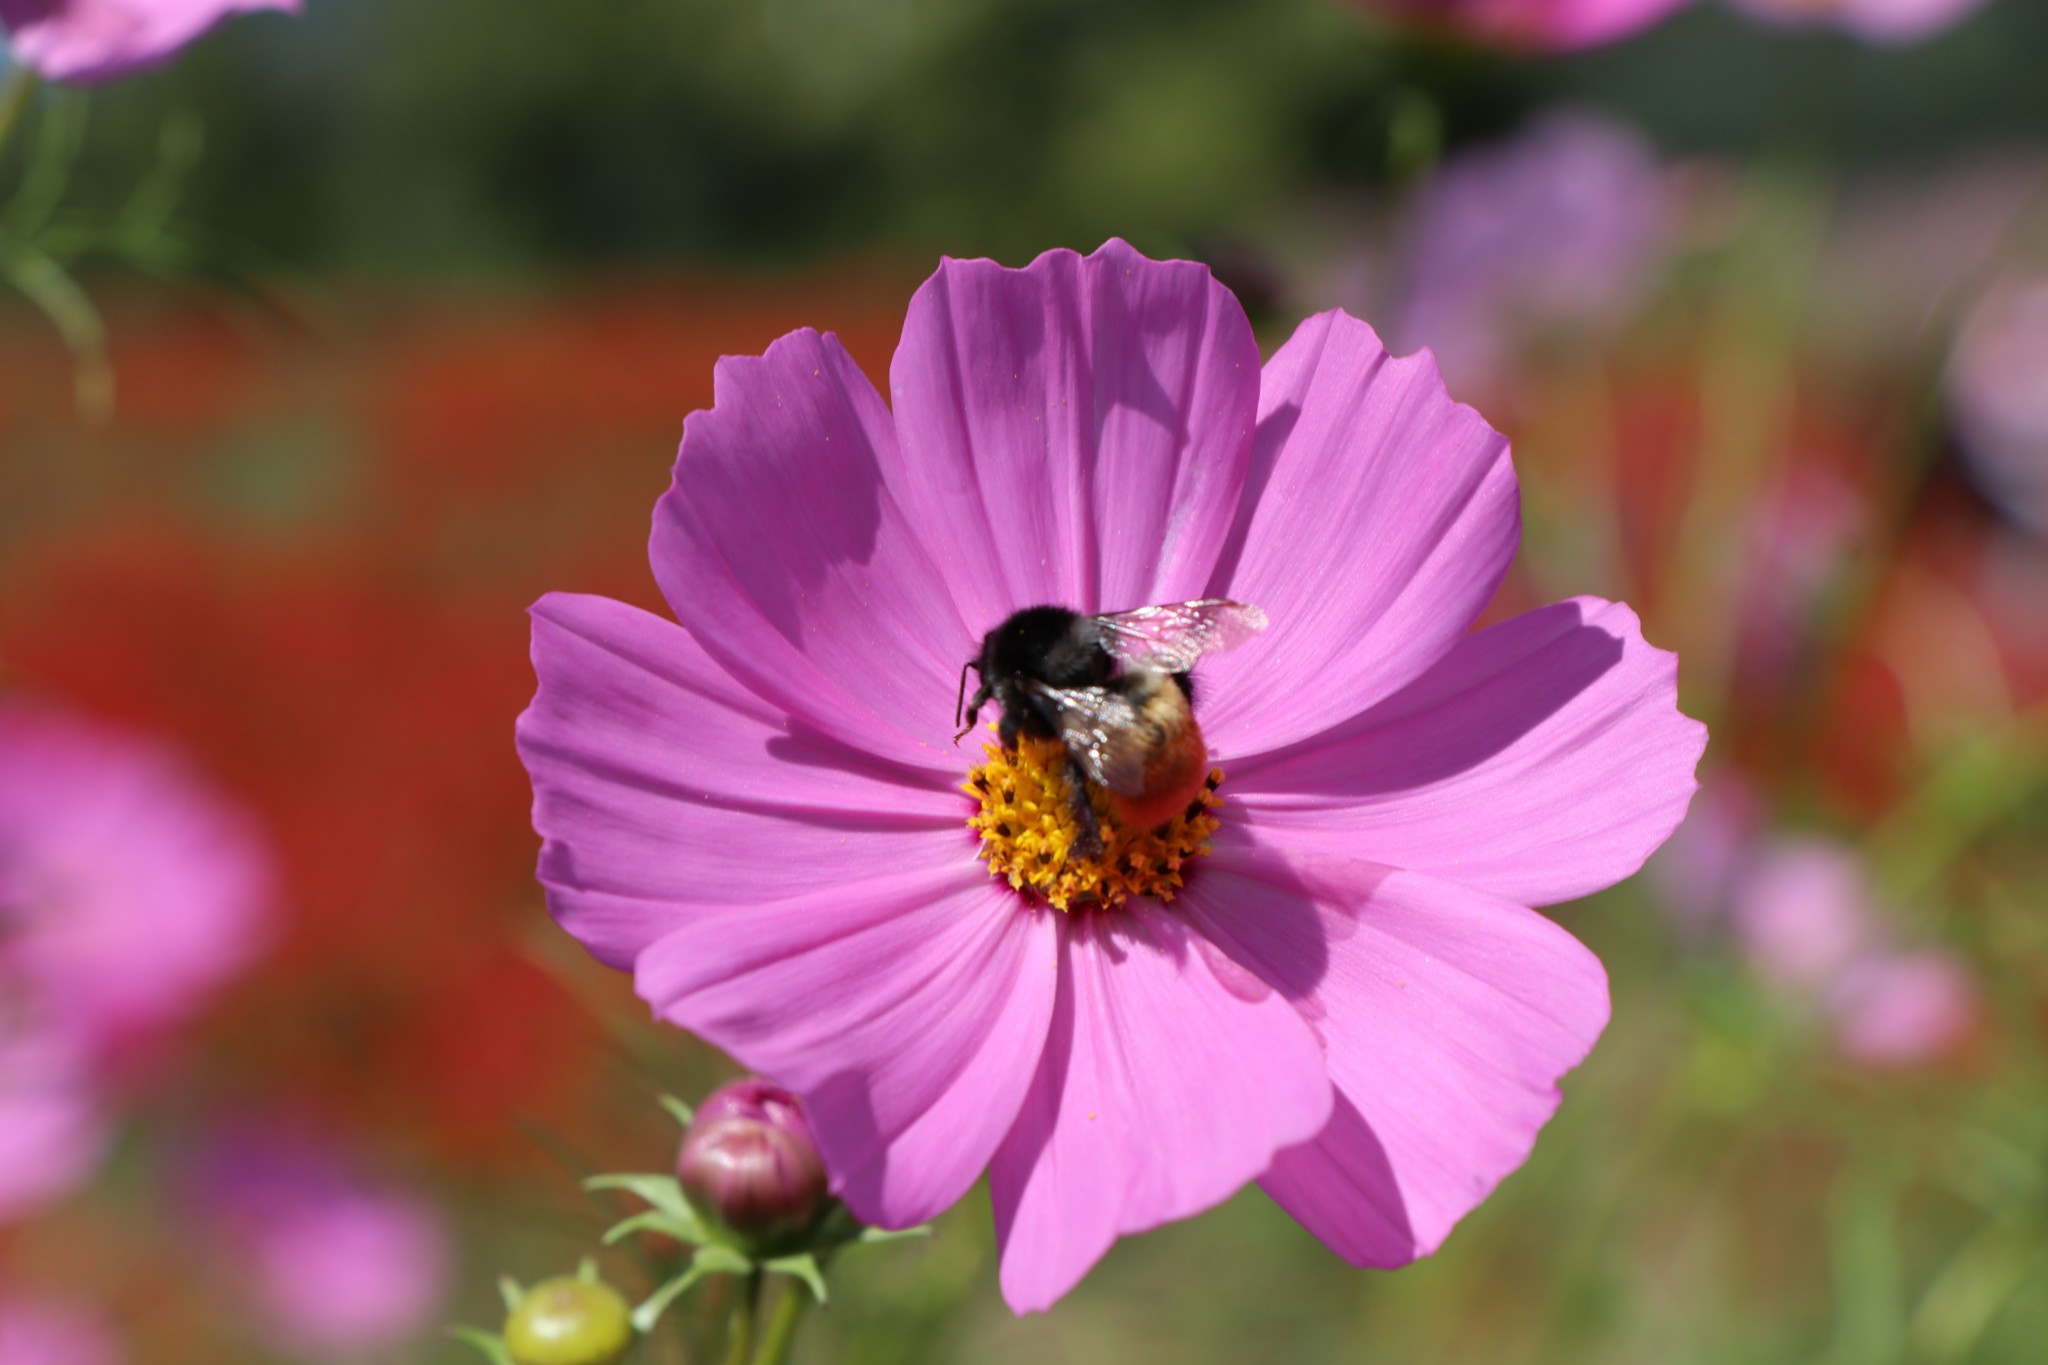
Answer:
top-left (1064, 756), bottom-right (1104, 861)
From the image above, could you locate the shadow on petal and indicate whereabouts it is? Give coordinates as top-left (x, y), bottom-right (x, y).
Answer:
top-left (1261, 1092), bottom-right (1419, 1268)
top-left (1234, 598), bottom-right (1626, 795)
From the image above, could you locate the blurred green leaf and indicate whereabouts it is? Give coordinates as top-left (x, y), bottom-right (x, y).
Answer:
top-left (446, 1327), bottom-right (518, 1365)
top-left (584, 1173), bottom-right (693, 1222)
top-left (763, 1252), bottom-right (829, 1304)
top-left (1910, 1218), bottom-right (2045, 1364)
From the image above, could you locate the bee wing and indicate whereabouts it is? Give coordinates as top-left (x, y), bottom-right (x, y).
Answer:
top-left (1030, 683), bottom-right (1151, 798)
top-left (1093, 599), bottom-right (1268, 674)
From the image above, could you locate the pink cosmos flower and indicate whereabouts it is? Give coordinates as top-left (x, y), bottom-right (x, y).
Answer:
top-left (0, 0), bottom-right (297, 85)
top-left (0, 700), bottom-right (273, 1043)
top-left (1729, 0), bottom-right (1988, 44)
top-left (0, 1293), bottom-right (125, 1365)
top-left (182, 1124), bottom-right (453, 1356)
top-left (517, 240), bottom-right (1705, 1312)
top-left (0, 1024), bottom-right (108, 1222)
top-left (1356, 0), bottom-right (1692, 51)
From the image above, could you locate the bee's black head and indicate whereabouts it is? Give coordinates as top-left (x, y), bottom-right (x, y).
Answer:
top-left (955, 605), bottom-right (1115, 743)
top-left (977, 605), bottom-right (1113, 688)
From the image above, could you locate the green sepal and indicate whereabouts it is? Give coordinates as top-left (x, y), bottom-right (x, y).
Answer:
top-left (497, 1276), bottom-right (525, 1313)
top-left (658, 1094), bottom-right (695, 1128)
top-left (630, 1245), bottom-right (754, 1335)
top-left (446, 1326), bottom-right (517, 1365)
top-left (854, 1223), bottom-right (932, 1245)
top-left (601, 1209), bottom-right (704, 1248)
top-left (762, 1252), bottom-right (829, 1303)
top-left (575, 1257), bottom-right (602, 1284)
top-left (583, 1173), bottom-right (694, 1223)
top-left (809, 1202), bottom-right (931, 1253)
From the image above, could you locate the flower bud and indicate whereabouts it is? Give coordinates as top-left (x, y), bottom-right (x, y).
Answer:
top-left (676, 1077), bottom-right (828, 1256)
top-left (503, 1275), bottom-right (633, 1365)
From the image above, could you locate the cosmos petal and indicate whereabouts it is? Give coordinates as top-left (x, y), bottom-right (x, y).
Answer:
top-left (887, 239), bottom-right (1262, 625)
top-left (635, 864), bottom-right (1058, 1231)
top-left (1179, 838), bottom-right (1609, 1266)
top-left (516, 592), bottom-right (966, 970)
top-left (1199, 311), bottom-right (1520, 755)
top-left (649, 328), bottom-right (969, 767)
top-left (987, 905), bottom-right (1332, 1313)
top-left (1369, 0), bottom-right (1691, 52)
top-left (1230, 597), bottom-right (1706, 907)
top-left (0, 0), bottom-right (298, 84)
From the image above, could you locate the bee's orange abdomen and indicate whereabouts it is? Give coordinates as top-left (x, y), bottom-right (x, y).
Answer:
top-left (1108, 715), bottom-right (1211, 833)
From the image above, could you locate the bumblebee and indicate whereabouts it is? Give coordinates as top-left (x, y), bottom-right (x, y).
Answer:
top-left (956, 599), bottom-right (1267, 852)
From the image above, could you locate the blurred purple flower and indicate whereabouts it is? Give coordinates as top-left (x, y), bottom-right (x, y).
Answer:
top-left (0, 1024), bottom-right (108, 1222)
top-left (1810, 157), bottom-right (2044, 372)
top-left (183, 1124), bottom-right (453, 1356)
top-left (518, 239), bottom-right (1706, 1311)
top-left (0, 1293), bottom-right (124, 1365)
top-left (0, 701), bottom-right (273, 1044)
top-left (1948, 274), bottom-right (2048, 538)
top-left (1358, 0), bottom-right (1692, 50)
top-left (1394, 111), bottom-right (1672, 395)
top-left (1730, 0), bottom-right (1989, 44)
top-left (0, 0), bottom-right (296, 84)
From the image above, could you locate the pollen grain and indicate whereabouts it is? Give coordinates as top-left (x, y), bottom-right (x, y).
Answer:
top-left (964, 734), bottom-right (1223, 913)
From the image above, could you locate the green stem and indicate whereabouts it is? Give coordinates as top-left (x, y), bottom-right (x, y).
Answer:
top-left (0, 242), bottom-right (112, 422)
top-left (751, 1280), bottom-right (814, 1365)
top-left (722, 1272), bottom-right (761, 1365)
top-left (0, 65), bottom-right (38, 164)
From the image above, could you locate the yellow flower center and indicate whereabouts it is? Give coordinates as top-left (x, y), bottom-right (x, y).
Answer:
top-left (964, 733), bottom-right (1224, 913)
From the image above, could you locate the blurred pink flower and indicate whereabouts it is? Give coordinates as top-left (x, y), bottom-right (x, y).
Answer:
top-left (1733, 465), bottom-right (1865, 698)
top-left (0, 1025), bottom-right (108, 1222)
top-left (1730, 840), bottom-right (1870, 989)
top-left (1647, 776), bottom-right (1762, 932)
top-left (1394, 111), bottom-right (1673, 395)
top-left (518, 240), bottom-right (1705, 1311)
top-left (1729, 837), bottom-right (1976, 1064)
top-left (1358, 0), bottom-right (1692, 50)
top-left (1828, 950), bottom-right (1975, 1065)
top-left (0, 701), bottom-right (273, 1043)
top-left (0, 0), bottom-right (296, 84)
top-left (1730, 0), bottom-right (1988, 44)
top-left (1948, 274), bottom-right (2048, 538)
top-left (0, 1293), bottom-right (124, 1365)
top-left (184, 1124), bottom-right (452, 1356)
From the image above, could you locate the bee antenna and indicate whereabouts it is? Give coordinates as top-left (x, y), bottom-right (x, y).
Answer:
top-left (954, 660), bottom-right (972, 731)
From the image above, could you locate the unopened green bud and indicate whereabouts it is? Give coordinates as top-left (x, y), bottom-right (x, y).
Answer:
top-left (503, 1276), bottom-right (633, 1365)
